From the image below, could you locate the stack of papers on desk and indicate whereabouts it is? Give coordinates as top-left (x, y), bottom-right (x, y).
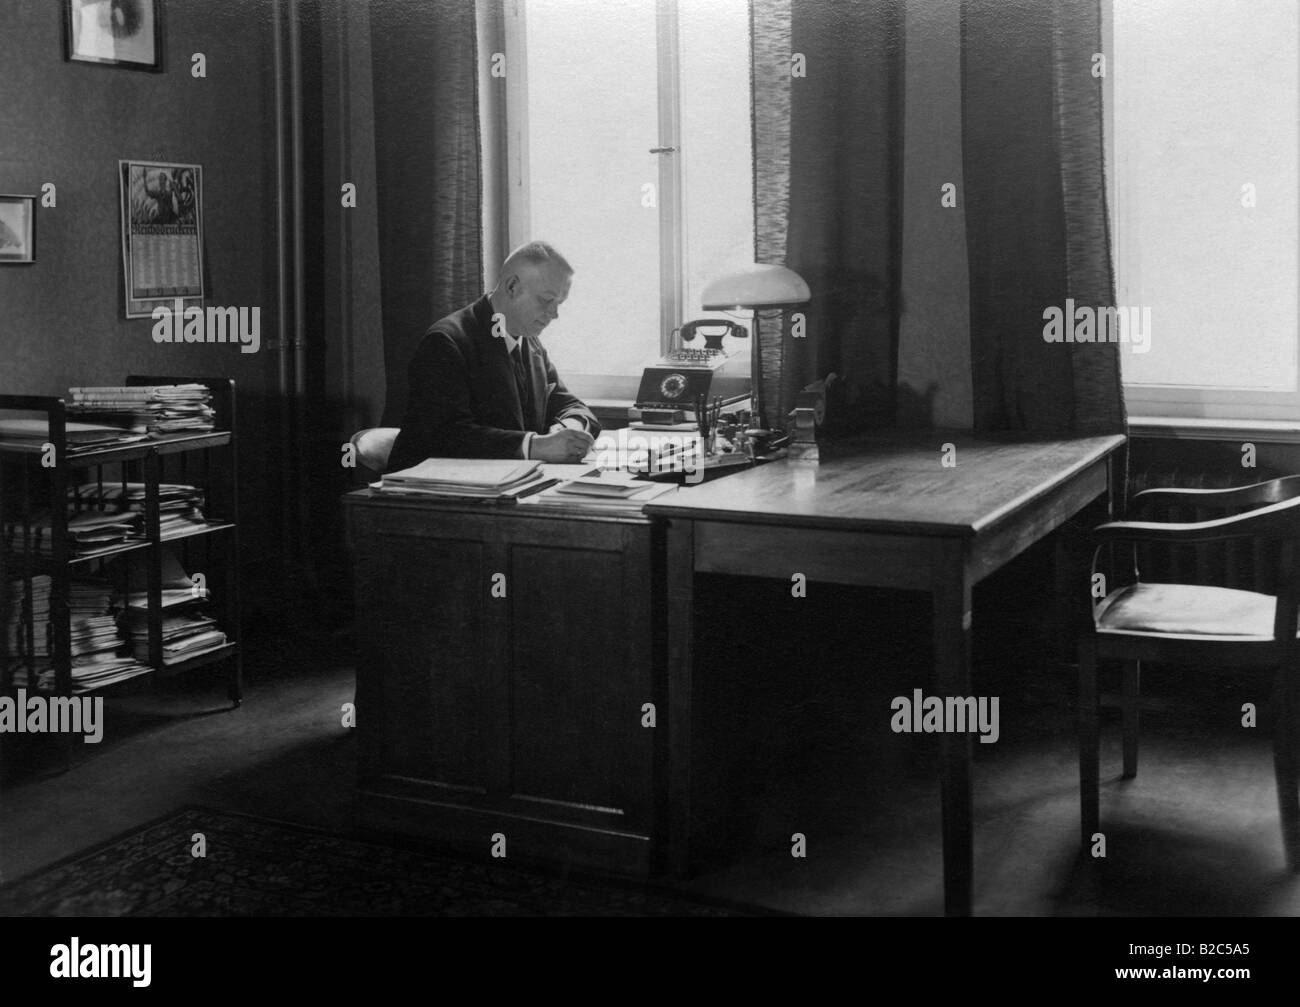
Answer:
top-left (380, 458), bottom-right (548, 499)
top-left (530, 474), bottom-right (677, 512)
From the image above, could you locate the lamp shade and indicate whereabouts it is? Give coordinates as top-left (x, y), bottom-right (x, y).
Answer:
top-left (701, 264), bottom-right (810, 310)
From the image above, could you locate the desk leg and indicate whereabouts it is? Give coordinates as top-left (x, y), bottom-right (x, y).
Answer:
top-left (933, 543), bottom-right (973, 916)
top-left (664, 518), bottom-right (695, 876)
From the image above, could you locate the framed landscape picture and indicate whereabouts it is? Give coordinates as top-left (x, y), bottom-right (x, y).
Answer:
top-left (0, 195), bottom-right (36, 265)
top-left (64, 0), bottom-right (163, 71)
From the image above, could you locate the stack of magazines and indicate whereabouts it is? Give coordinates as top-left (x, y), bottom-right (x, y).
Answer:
top-left (67, 384), bottom-right (215, 435)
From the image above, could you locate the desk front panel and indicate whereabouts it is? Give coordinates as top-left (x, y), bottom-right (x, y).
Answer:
top-left (347, 498), bottom-right (661, 874)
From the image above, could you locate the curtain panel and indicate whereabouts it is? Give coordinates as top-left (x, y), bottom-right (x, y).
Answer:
top-left (752, 0), bottom-right (904, 432)
top-left (752, 0), bottom-right (1125, 438)
top-left (961, 0), bottom-right (1126, 435)
top-left (370, 0), bottom-right (483, 426)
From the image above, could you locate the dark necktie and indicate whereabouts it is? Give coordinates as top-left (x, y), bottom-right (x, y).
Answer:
top-left (511, 342), bottom-right (534, 431)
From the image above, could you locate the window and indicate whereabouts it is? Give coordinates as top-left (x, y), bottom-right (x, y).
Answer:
top-left (501, 0), bottom-right (755, 400)
top-left (1109, 0), bottom-right (1299, 421)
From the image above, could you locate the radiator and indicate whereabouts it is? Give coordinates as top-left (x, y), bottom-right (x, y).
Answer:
top-left (1129, 462), bottom-right (1281, 594)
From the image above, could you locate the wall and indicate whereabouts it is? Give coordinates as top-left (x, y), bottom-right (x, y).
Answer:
top-left (0, 0), bottom-right (283, 605)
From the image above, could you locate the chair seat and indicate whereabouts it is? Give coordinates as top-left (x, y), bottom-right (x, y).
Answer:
top-left (1096, 582), bottom-right (1280, 638)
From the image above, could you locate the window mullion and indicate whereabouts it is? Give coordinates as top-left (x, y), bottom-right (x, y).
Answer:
top-left (656, 0), bottom-right (683, 357)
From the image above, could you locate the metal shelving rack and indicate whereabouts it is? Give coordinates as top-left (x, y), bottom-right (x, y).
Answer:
top-left (0, 376), bottom-right (242, 707)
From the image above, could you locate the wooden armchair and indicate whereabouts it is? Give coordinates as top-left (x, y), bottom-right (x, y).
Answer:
top-left (1079, 474), bottom-right (1300, 870)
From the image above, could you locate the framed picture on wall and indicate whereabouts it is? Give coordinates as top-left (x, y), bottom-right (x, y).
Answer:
top-left (64, 0), bottom-right (163, 71)
top-left (0, 195), bottom-right (36, 265)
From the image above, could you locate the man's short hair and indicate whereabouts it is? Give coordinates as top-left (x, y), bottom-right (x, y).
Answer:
top-left (503, 240), bottom-right (573, 277)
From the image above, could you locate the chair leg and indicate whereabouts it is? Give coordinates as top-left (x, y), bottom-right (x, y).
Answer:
top-left (1273, 665), bottom-right (1300, 872)
top-left (1122, 659), bottom-right (1140, 779)
top-left (1079, 636), bottom-right (1100, 847)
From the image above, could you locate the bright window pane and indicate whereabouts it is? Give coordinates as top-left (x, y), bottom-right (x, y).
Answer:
top-left (522, 0), bottom-right (660, 379)
top-left (1114, 0), bottom-right (1298, 391)
top-left (680, 0), bottom-right (755, 363)
top-left (517, 0), bottom-right (755, 383)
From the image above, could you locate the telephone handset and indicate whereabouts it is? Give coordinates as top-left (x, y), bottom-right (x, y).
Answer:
top-left (678, 319), bottom-right (748, 352)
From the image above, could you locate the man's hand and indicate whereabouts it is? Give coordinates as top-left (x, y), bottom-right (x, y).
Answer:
top-left (530, 429), bottom-right (595, 463)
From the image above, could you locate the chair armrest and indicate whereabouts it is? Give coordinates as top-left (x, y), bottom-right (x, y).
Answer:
top-left (1093, 517), bottom-right (1250, 546)
top-left (1097, 493), bottom-right (1300, 545)
top-left (1133, 474), bottom-right (1300, 514)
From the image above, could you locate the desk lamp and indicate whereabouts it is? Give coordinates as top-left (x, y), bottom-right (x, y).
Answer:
top-left (701, 263), bottom-right (810, 430)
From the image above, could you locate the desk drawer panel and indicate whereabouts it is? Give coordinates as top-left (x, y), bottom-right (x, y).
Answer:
top-left (693, 522), bottom-right (933, 589)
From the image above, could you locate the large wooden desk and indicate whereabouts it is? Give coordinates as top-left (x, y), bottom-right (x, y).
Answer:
top-left (643, 429), bottom-right (1126, 916)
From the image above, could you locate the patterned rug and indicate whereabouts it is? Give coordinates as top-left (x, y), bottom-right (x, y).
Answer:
top-left (0, 806), bottom-right (765, 917)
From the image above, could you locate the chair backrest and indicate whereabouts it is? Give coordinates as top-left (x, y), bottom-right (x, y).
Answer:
top-left (350, 427), bottom-right (400, 476)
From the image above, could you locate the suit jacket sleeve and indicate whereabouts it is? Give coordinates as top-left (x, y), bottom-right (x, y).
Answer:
top-left (540, 347), bottom-right (602, 437)
top-left (390, 328), bottom-right (529, 467)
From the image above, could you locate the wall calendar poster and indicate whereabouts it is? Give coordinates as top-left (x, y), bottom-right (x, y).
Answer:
top-left (119, 160), bottom-right (204, 318)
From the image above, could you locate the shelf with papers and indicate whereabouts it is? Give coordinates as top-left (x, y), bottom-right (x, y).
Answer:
top-left (0, 376), bottom-right (242, 708)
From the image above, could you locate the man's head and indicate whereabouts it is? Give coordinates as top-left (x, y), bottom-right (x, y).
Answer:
top-left (490, 241), bottom-right (573, 341)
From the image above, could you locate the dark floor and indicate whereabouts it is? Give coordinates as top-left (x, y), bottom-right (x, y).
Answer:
top-left (3, 579), bottom-right (1299, 917)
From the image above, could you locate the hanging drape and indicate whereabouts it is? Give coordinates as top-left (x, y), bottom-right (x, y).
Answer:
top-left (370, 0), bottom-right (483, 426)
top-left (751, 0), bottom-right (1125, 437)
top-left (961, 0), bottom-right (1125, 434)
top-left (751, 0), bottom-right (903, 431)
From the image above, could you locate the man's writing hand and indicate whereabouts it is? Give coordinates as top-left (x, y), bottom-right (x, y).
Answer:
top-left (531, 429), bottom-right (595, 463)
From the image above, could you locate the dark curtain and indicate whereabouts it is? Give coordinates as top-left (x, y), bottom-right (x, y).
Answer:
top-left (752, 0), bottom-right (1125, 438)
top-left (752, 0), bottom-right (903, 431)
top-left (370, 0), bottom-right (483, 426)
top-left (962, 0), bottom-right (1125, 435)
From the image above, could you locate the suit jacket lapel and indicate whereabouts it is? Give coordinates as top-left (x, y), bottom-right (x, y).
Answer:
top-left (472, 300), bottom-right (528, 431)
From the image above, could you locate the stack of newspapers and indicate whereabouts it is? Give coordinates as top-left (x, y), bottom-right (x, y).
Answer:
top-left (67, 384), bottom-right (215, 435)
top-left (3, 576), bottom-right (151, 691)
top-left (73, 482), bottom-right (210, 538)
top-left (3, 575), bottom-right (120, 658)
top-left (379, 458), bottom-right (553, 500)
top-left (3, 509), bottom-right (141, 558)
top-left (120, 549), bottom-right (227, 665)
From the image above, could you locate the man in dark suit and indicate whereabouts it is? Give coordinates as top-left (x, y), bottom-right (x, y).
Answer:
top-left (388, 241), bottom-right (600, 470)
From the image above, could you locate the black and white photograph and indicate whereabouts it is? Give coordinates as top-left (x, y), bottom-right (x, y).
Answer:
top-left (0, 195), bottom-right (36, 264)
top-left (0, 0), bottom-right (1296, 981)
top-left (64, 0), bottom-right (163, 70)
